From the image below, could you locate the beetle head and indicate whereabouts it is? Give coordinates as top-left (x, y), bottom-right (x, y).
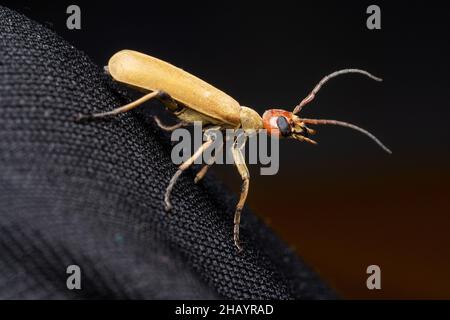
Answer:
top-left (260, 69), bottom-right (391, 153)
top-left (262, 109), bottom-right (317, 144)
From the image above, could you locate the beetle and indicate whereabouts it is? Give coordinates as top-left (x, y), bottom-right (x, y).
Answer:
top-left (76, 50), bottom-right (391, 251)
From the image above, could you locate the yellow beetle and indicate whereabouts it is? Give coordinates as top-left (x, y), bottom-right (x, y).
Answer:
top-left (77, 50), bottom-right (391, 251)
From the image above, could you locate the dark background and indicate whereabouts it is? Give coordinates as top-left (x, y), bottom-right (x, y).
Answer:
top-left (3, 1), bottom-right (449, 298)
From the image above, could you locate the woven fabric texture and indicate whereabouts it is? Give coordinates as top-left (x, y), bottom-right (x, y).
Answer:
top-left (0, 6), bottom-right (334, 299)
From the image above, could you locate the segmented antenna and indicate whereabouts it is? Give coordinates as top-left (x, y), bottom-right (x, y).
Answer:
top-left (293, 69), bottom-right (382, 115)
top-left (300, 118), bottom-right (392, 154)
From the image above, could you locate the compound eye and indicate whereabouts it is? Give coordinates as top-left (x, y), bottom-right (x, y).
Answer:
top-left (276, 116), bottom-right (291, 137)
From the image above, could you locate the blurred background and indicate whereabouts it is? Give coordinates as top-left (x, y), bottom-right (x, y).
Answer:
top-left (4, 1), bottom-right (449, 299)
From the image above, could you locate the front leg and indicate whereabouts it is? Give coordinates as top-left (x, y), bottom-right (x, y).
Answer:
top-left (231, 135), bottom-right (249, 252)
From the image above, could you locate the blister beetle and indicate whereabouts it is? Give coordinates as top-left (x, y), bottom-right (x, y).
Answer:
top-left (76, 50), bottom-right (391, 251)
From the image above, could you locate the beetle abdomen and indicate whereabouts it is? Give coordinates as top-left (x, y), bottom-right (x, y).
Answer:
top-left (108, 50), bottom-right (241, 126)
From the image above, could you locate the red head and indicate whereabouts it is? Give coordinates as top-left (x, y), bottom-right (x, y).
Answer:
top-left (262, 109), bottom-right (317, 144)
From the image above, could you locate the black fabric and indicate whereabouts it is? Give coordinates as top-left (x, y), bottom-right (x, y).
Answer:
top-left (0, 6), bottom-right (335, 299)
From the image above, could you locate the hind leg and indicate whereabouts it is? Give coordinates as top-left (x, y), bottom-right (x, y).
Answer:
top-left (231, 135), bottom-right (249, 251)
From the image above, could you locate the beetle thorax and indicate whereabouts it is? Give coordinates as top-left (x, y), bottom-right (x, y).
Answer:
top-left (239, 106), bottom-right (264, 133)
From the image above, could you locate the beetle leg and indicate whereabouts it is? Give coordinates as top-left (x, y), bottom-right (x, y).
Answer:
top-left (194, 140), bottom-right (224, 183)
top-left (75, 90), bottom-right (179, 121)
top-left (231, 135), bottom-right (249, 252)
top-left (154, 116), bottom-right (186, 131)
top-left (164, 128), bottom-right (219, 211)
